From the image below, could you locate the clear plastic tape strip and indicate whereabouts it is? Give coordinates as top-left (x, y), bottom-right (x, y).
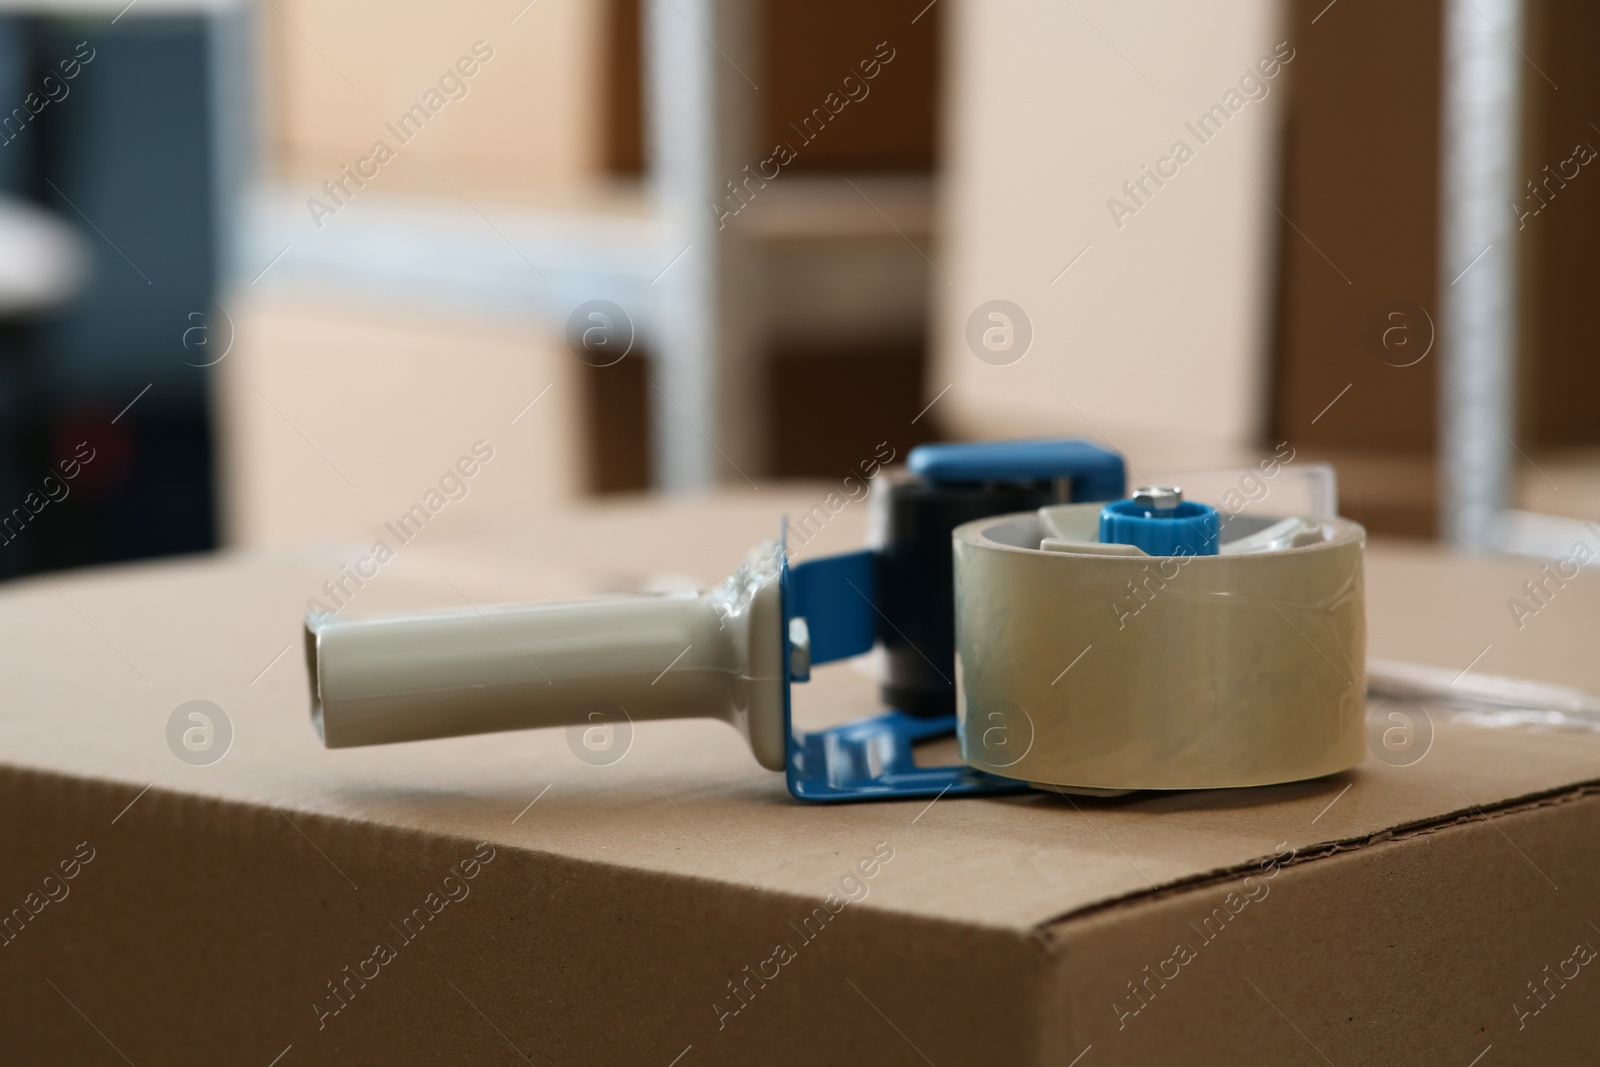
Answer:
top-left (1367, 657), bottom-right (1600, 735)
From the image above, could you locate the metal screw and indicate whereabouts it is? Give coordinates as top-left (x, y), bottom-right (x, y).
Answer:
top-left (1132, 486), bottom-right (1183, 512)
top-left (788, 616), bottom-right (811, 682)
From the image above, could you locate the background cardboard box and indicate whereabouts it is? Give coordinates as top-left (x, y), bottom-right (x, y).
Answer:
top-left (1, 493), bottom-right (1598, 1064)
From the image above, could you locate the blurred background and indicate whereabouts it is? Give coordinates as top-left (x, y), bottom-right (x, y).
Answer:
top-left (0, 0), bottom-right (1594, 578)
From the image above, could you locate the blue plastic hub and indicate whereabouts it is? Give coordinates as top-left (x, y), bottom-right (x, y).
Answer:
top-left (1099, 498), bottom-right (1221, 556)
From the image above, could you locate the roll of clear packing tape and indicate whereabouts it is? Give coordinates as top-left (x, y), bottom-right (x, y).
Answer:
top-left (953, 504), bottom-right (1367, 791)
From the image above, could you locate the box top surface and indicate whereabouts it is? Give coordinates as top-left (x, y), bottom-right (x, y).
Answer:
top-left (3, 489), bottom-right (1598, 934)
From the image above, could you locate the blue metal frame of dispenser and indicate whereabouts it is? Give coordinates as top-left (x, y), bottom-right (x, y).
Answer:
top-left (777, 438), bottom-right (1126, 802)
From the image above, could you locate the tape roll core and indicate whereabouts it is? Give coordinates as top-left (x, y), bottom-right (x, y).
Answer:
top-left (953, 507), bottom-right (1367, 791)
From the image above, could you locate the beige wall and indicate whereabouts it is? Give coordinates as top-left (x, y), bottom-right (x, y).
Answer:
top-left (264, 0), bottom-right (608, 202)
top-left (216, 293), bottom-right (582, 548)
top-left (934, 0), bottom-right (1287, 469)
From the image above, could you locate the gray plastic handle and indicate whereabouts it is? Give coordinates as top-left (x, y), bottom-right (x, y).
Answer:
top-left (304, 542), bottom-right (789, 768)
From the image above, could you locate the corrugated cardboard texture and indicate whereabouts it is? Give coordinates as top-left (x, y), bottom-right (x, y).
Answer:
top-left (1054, 789), bottom-right (1600, 1063)
top-left (2, 492), bottom-right (1598, 1063)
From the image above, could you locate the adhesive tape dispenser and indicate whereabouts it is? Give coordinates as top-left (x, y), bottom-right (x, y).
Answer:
top-left (305, 439), bottom-right (1367, 803)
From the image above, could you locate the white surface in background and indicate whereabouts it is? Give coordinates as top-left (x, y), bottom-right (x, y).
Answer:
top-left (0, 194), bottom-right (88, 314)
top-left (1494, 509), bottom-right (1600, 567)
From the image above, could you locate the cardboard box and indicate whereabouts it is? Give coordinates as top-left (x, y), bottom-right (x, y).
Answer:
top-left (934, 1), bottom-right (1285, 462)
top-left (267, 0), bottom-right (610, 198)
top-left (2, 492), bottom-right (1598, 1064)
top-left (215, 292), bottom-right (584, 549)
